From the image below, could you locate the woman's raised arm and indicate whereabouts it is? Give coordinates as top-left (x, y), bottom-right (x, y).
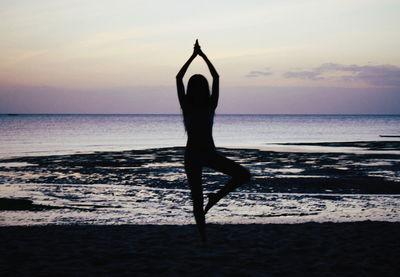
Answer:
top-left (176, 42), bottom-right (199, 109)
top-left (198, 45), bottom-right (219, 109)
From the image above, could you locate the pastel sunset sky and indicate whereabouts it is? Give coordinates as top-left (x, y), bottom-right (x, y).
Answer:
top-left (0, 0), bottom-right (399, 113)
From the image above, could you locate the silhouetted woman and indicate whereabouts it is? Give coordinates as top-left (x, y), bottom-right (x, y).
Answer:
top-left (176, 40), bottom-right (251, 244)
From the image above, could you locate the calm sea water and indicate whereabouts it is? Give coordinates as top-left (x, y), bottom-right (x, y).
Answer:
top-left (0, 114), bottom-right (399, 158)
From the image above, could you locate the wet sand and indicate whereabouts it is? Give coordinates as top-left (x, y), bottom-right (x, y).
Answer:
top-left (1, 141), bottom-right (399, 225)
top-left (1, 222), bottom-right (399, 276)
top-left (1, 141), bottom-right (399, 195)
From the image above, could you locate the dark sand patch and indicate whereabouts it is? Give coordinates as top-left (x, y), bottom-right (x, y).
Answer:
top-left (1, 143), bottom-right (399, 194)
top-left (0, 198), bottom-right (62, 211)
top-left (0, 222), bottom-right (399, 276)
top-left (0, 198), bottom-right (103, 211)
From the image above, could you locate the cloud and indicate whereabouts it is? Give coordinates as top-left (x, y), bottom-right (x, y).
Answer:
top-left (283, 63), bottom-right (400, 87)
top-left (283, 71), bottom-right (322, 80)
top-left (246, 69), bottom-right (272, 78)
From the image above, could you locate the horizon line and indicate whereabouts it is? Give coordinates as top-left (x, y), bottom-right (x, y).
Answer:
top-left (1, 113), bottom-right (400, 116)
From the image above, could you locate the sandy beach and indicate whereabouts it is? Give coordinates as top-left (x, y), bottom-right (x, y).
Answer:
top-left (1, 222), bottom-right (399, 276)
top-left (0, 141), bottom-right (399, 275)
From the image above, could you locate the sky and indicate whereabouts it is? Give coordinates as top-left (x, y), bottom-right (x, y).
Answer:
top-left (0, 0), bottom-right (399, 114)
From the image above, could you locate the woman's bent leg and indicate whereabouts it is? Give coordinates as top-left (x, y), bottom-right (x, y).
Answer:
top-left (205, 152), bottom-right (251, 214)
top-left (184, 159), bottom-right (207, 244)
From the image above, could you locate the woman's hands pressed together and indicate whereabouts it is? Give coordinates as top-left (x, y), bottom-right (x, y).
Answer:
top-left (193, 39), bottom-right (205, 57)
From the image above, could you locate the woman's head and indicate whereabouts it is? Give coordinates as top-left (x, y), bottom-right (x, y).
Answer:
top-left (186, 74), bottom-right (210, 109)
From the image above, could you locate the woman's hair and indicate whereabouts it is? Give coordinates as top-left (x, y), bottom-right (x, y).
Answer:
top-left (182, 74), bottom-right (214, 132)
top-left (186, 74), bottom-right (211, 109)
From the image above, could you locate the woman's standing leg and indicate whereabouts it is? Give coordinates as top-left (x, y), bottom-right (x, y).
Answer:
top-left (205, 152), bottom-right (251, 214)
top-left (184, 157), bottom-right (207, 244)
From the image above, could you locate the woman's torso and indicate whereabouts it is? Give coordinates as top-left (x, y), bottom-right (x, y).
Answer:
top-left (183, 108), bottom-right (215, 153)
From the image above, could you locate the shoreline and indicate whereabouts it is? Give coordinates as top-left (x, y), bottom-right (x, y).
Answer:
top-left (1, 139), bottom-right (400, 159)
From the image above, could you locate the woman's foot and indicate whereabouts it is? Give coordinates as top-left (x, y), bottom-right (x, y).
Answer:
top-left (204, 193), bottom-right (219, 214)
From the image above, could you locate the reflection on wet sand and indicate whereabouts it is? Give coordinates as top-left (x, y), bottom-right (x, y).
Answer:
top-left (0, 183), bottom-right (399, 226)
top-left (0, 141), bottom-right (399, 226)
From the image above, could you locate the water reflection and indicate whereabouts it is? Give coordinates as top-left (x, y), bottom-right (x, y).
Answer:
top-left (1, 183), bottom-right (399, 226)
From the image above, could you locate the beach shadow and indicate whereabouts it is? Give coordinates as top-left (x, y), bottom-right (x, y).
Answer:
top-left (0, 222), bottom-right (398, 276)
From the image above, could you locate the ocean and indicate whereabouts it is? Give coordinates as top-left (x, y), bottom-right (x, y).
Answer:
top-left (1, 114), bottom-right (399, 158)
